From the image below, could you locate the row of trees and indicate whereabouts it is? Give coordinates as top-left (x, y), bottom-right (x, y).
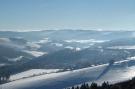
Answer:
top-left (67, 77), bottom-right (135, 89)
top-left (0, 66), bottom-right (11, 84)
top-left (0, 73), bottom-right (10, 84)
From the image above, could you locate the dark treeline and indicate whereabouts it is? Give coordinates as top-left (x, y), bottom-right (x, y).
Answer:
top-left (67, 77), bottom-right (135, 89)
top-left (0, 65), bottom-right (11, 84)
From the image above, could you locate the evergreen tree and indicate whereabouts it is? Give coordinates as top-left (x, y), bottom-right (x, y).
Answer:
top-left (71, 86), bottom-right (75, 89)
top-left (102, 82), bottom-right (110, 89)
top-left (76, 86), bottom-right (79, 89)
top-left (90, 82), bottom-right (98, 89)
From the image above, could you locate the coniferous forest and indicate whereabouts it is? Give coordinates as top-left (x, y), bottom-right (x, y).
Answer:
top-left (67, 77), bottom-right (135, 89)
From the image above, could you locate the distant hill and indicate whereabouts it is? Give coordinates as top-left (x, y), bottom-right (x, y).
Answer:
top-left (23, 47), bottom-right (135, 69)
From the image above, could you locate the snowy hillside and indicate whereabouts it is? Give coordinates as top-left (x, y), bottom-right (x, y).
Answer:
top-left (1, 58), bottom-right (135, 89)
top-left (10, 69), bottom-right (63, 81)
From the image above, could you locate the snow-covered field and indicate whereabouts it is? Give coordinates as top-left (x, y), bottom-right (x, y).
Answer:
top-left (1, 59), bottom-right (135, 89)
top-left (0, 65), bottom-right (107, 89)
top-left (10, 69), bottom-right (63, 81)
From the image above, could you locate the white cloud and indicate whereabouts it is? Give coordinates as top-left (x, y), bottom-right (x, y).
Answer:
top-left (65, 39), bottom-right (109, 44)
top-left (108, 45), bottom-right (135, 50)
top-left (51, 43), bottom-right (63, 47)
top-left (34, 38), bottom-right (50, 44)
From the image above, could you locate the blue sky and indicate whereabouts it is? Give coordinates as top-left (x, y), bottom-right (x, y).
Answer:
top-left (0, 0), bottom-right (135, 31)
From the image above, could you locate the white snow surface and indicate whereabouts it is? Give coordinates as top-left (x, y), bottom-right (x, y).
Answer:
top-left (10, 69), bottom-right (63, 81)
top-left (1, 59), bottom-right (135, 89)
top-left (23, 50), bottom-right (47, 57)
top-left (6, 56), bottom-right (24, 62)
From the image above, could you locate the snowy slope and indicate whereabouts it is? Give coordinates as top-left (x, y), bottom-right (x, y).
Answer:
top-left (1, 65), bottom-right (106, 89)
top-left (10, 69), bottom-right (63, 81)
top-left (1, 59), bottom-right (135, 89)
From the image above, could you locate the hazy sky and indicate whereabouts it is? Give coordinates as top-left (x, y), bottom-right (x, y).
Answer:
top-left (0, 0), bottom-right (135, 31)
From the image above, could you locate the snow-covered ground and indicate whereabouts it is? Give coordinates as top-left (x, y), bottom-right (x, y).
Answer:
top-left (0, 65), bottom-right (107, 89)
top-left (95, 66), bottom-right (135, 84)
top-left (1, 59), bottom-right (135, 89)
top-left (22, 50), bottom-right (47, 57)
top-left (10, 69), bottom-right (63, 81)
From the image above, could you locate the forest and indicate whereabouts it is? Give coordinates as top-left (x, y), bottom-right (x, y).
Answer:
top-left (67, 77), bottom-right (135, 89)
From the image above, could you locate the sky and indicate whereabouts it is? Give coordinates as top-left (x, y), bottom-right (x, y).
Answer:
top-left (0, 0), bottom-right (135, 31)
